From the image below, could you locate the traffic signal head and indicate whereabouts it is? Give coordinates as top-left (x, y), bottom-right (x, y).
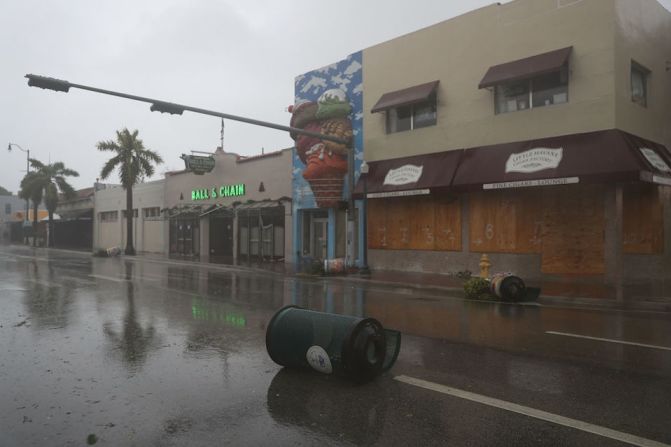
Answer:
top-left (25, 74), bottom-right (71, 92)
top-left (150, 101), bottom-right (184, 115)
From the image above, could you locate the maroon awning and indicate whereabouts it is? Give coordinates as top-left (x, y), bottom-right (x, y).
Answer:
top-left (478, 47), bottom-right (572, 89)
top-left (370, 81), bottom-right (439, 113)
top-left (451, 129), bottom-right (671, 190)
top-left (353, 150), bottom-right (462, 199)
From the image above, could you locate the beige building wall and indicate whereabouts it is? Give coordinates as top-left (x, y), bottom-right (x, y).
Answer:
top-left (98, 222), bottom-right (118, 249)
top-left (614, 0), bottom-right (671, 150)
top-left (362, 0), bottom-right (618, 161)
top-left (93, 180), bottom-right (165, 253)
top-left (164, 149), bottom-right (293, 208)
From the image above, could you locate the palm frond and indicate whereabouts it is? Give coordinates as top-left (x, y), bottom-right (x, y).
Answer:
top-left (97, 140), bottom-right (120, 152)
top-left (29, 158), bottom-right (45, 170)
top-left (100, 155), bottom-right (122, 180)
top-left (55, 177), bottom-right (76, 199)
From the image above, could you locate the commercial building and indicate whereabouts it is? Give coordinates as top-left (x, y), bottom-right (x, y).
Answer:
top-left (93, 181), bottom-right (165, 254)
top-left (293, 0), bottom-right (671, 283)
top-left (290, 53), bottom-right (365, 268)
top-left (53, 187), bottom-right (95, 250)
top-left (163, 147), bottom-right (293, 265)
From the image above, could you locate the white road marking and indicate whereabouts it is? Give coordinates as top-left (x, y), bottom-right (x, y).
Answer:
top-left (546, 331), bottom-right (671, 352)
top-left (88, 274), bottom-right (127, 283)
top-left (395, 375), bottom-right (670, 447)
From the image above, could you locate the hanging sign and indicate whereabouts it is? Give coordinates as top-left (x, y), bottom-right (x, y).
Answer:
top-left (192, 184), bottom-right (245, 201)
top-left (383, 165), bottom-right (424, 186)
top-left (640, 148), bottom-right (671, 173)
top-left (181, 154), bottom-right (215, 175)
top-left (505, 147), bottom-right (563, 173)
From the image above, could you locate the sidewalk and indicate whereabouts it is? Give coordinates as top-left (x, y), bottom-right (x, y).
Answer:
top-left (6, 244), bottom-right (671, 312)
top-left (340, 269), bottom-right (671, 312)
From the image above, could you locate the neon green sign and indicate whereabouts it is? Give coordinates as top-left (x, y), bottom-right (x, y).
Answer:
top-left (192, 184), bottom-right (245, 201)
top-left (191, 299), bottom-right (247, 327)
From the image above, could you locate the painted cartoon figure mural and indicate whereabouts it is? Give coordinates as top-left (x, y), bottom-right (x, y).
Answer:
top-left (290, 53), bottom-right (363, 209)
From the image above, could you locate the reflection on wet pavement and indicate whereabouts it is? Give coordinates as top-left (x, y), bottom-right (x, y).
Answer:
top-left (1, 246), bottom-right (670, 446)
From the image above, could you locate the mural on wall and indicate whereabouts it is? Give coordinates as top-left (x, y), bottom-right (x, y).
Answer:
top-left (290, 52), bottom-right (363, 209)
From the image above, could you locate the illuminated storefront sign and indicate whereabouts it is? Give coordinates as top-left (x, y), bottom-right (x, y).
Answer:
top-left (191, 184), bottom-right (245, 201)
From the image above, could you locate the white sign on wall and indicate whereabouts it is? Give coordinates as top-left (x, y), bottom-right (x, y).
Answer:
top-left (640, 148), bottom-right (671, 173)
top-left (383, 164), bottom-right (424, 186)
top-left (483, 177), bottom-right (579, 190)
top-left (367, 189), bottom-right (430, 199)
top-left (505, 147), bottom-right (563, 173)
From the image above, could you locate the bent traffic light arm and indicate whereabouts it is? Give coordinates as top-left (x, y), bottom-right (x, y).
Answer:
top-left (24, 74), bottom-right (350, 147)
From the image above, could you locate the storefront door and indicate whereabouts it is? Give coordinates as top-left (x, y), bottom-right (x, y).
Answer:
top-left (210, 215), bottom-right (233, 263)
top-left (311, 218), bottom-right (328, 260)
top-left (170, 217), bottom-right (200, 259)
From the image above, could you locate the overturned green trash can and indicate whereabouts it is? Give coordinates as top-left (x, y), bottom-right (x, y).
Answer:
top-left (266, 306), bottom-right (401, 383)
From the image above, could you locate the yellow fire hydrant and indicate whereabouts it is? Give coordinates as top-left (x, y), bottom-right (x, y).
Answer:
top-left (479, 254), bottom-right (491, 278)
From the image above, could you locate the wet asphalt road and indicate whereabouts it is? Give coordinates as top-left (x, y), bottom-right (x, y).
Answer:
top-left (1, 246), bottom-right (671, 446)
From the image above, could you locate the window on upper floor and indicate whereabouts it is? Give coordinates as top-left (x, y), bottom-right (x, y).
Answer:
top-left (122, 209), bottom-right (138, 218)
top-left (386, 97), bottom-right (437, 133)
top-left (371, 80), bottom-right (439, 135)
top-left (143, 207), bottom-right (161, 218)
top-left (479, 47), bottom-right (572, 115)
top-left (99, 211), bottom-right (118, 222)
top-left (494, 68), bottom-right (568, 114)
top-left (631, 61), bottom-right (649, 107)
top-left (5, 204), bottom-right (11, 215)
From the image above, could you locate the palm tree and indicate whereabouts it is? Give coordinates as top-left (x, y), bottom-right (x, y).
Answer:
top-left (97, 128), bottom-right (163, 255)
top-left (29, 159), bottom-right (79, 247)
top-left (19, 172), bottom-right (44, 246)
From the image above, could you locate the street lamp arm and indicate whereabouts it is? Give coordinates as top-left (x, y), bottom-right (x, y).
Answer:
top-left (8, 142), bottom-right (28, 154)
top-left (24, 74), bottom-right (351, 147)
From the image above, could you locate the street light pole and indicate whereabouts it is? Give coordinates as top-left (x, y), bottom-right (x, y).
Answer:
top-left (7, 143), bottom-right (32, 244)
top-left (24, 74), bottom-right (350, 146)
top-left (359, 161), bottom-right (370, 275)
top-left (25, 73), bottom-right (357, 264)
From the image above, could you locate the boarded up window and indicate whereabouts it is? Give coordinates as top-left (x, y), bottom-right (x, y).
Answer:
top-left (386, 198), bottom-right (413, 249)
top-left (623, 184), bottom-right (664, 254)
top-left (368, 199), bottom-right (388, 249)
top-left (367, 195), bottom-right (461, 251)
top-left (540, 184), bottom-right (605, 274)
top-left (435, 196), bottom-right (462, 251)
top-left (469, 189), bottom-right (542, 253)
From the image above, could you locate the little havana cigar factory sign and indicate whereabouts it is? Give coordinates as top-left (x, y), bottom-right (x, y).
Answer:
top-left (383, 164), bottom-right (424, 186)
top-left (505, 147), bottom-right (563, 173)
top-left (192, 184), bottom-right (245, 201)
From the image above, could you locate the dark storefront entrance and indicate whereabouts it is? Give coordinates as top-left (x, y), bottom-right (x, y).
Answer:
top-left (237, 204), bottom-right (285, 264)
top-left (169, 216), bottom-right (200, 260)
top-left (209, 211), bottom-right (234, 264)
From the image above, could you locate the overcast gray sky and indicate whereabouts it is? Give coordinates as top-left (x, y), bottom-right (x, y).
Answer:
top-left (2, 0), bottom-right (670, 193)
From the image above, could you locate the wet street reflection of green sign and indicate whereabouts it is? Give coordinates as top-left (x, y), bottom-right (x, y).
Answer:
top-left (191, 298), bottom-right (246, 327)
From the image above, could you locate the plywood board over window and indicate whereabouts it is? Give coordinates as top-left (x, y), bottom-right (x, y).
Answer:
top-left (468, 189), bottom-right (542, 254)
top-left (541, 184), bottom-right (605, 275)
top-left (367, 199), bottom-right (388, 249)
top-left (410, 196), bottom-right (435, 250)
top-left (366, 195), bottom-right (461, 251)
top-left (623, 184), bottom-right (664, 254)
top-left (386, 198), bottom-right (412, 249)
top-left (435, 195), bottom-right (462, 251)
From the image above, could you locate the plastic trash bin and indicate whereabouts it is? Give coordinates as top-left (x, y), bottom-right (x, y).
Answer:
top-left (266, 306), bottom-right (401, 382)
